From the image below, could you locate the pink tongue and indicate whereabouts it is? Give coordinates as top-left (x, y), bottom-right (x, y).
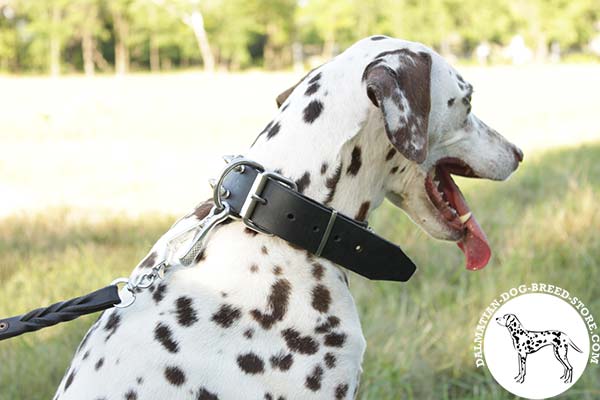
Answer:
top-left (443, 173), bottom-right (491, 270)
top-left (457, 217), bottom-right (491, 270)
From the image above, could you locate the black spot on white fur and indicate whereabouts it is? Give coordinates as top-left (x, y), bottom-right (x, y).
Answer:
top-left (211, 304), bottom-right (242, 328)
top-left (315, 316), bottom-right (340, 334)
top-left (164, 366), bottom-right (186, 386)
top-left (324, 162), bottom-right (342, 205)
top-left (282, 328), bottom-right (319, 354)
top-left (308, 72), bottom-right (322, 84)
top-left (355, 201), bottom-right (370, 221)
top-left (175, 296), bottom-right (198, 327)
top-left (346, 146), bottom-right (362, 175)
top-left (237, 352), bottom-right (265, 374)
top-left (305, 365), bottom-right (324, 391)
top-left (305, 82), bottom-right (320, 96)
top-left (311, 284), bottom-right (331, 313)
top-left (104, 311), bottom-right (120, 342)
top-left (154, 322), bottom-right (179, 353)
top-left (385, 147), bottom-right (396, 161)
top-left (370, 35), bottom-right (387, 41)
top-left (197, 387), bottom-right (219, 400)
top-left (64, 369), bottom-right (76, 391)
top-left (266, 121), bottom-right (281, 140)
top-left (312, 263), bottom-right (324, 280)
top-left (252, 120), bottom-right (274, 146)
top-left (324, 332), bottom-right (346, 347)
top-left (250, 279), bottom-right (291, 329)
top-left (153, 283), bottom-right (167, 304)
top-left (270, 352), bottom-right (294, 371)
top-left (324, 352), bottom-right (336, 368)
top-left (303, 100), bottom-right (324, 123)
top-left (320, 162), bottom-right (328, 175)
top-left (335, 383), bottom-right (349, 399)
top-left (295, 172), bottom-right (311, 193)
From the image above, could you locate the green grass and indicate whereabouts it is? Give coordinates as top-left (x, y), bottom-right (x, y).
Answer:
top-left (1, 143), bottom-right (599, 399)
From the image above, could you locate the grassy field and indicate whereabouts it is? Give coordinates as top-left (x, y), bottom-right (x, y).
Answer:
top-left (1, 66), bottom-right (600, 399)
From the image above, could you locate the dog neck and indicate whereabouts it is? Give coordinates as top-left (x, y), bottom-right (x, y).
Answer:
top-left (246, 109), bottom-right (408, 223)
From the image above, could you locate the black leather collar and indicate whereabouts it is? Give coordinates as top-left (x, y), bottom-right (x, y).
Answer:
top-left (220, 162), bottom-right (416, 282)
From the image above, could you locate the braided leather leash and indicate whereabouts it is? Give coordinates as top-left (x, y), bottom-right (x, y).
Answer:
top-left (0, 285), bottom-right (120, 341)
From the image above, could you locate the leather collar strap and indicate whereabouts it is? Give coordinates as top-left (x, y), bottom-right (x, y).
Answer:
top-left (220, 163), bottom-right (416, 282)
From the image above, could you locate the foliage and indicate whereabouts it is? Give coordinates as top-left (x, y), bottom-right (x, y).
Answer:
top-left (0, 0), bottom-right (598, 73)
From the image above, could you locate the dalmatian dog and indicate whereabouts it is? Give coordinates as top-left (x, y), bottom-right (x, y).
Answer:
top-left (496, 314), bottom-right (583, 384)
top-left (54, 35), bottom-right (522, 400)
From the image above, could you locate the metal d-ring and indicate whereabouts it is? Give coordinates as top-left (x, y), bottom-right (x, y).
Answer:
top-left (212, 157), bottom-right (265, 210)
top-left (111, 277), bottom-right (136, 308)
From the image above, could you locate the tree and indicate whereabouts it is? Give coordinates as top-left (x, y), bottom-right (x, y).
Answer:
top-left (201, 0), bottom-right (258, 69)
top-left (0, 1), bottom-right (19, 71)
top-left (106, 0), bottom-right (134, 75)
top-left (250, 0), bottom-right (296, 69)
top-left (66, 0), bottom-right (104, 76)
top-left (153, 0), bottom-right (215, 72)
top-left (298, 0), bottom-right (356, 58)
top-left (19, 0), bottom-right (72, 75)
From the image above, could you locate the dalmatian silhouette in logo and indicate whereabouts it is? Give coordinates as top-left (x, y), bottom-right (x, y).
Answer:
top-left (496, 313), bottom-right (583, 384)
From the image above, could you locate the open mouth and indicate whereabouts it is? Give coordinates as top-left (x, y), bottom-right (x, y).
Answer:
top-left (425, 158), bottom-right (491, 271)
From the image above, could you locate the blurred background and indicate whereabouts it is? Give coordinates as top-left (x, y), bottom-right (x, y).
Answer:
top-left (0, 0), bottom-right (599, 399)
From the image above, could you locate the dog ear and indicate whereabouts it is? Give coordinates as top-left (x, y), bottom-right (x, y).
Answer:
top-left (363, 49), bottom-right (432, 163)
top-left (276, 84), bottom-right (298, 108)
top-left (275, 67), bottom-right (320, 108)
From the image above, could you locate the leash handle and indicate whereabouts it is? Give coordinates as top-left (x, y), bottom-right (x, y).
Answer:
top-left (0, 285), bottom-right (121, 341)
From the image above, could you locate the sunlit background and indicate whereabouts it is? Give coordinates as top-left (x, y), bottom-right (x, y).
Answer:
top-left (1, 0), bottom-right (599, 399)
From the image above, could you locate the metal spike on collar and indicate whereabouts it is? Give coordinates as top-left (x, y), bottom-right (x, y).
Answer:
top-left (222, 155), bottom-right (236, 163)
top-left (208, 178), bottom-right (229, 198)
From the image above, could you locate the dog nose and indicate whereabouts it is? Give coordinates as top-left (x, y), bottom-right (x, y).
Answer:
top-left (512, 145), bottom-right (524, 163)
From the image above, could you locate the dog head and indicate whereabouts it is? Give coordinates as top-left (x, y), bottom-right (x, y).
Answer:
top-left (360, 37), bottom-right (522, 270)
top-left (269, 36), bottom-right (523, 271)
top-left (496, 313), bottom-right (519, 328)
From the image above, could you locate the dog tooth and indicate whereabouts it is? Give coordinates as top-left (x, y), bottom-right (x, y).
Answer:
top-left (459, 212), bottom-right (472, 224)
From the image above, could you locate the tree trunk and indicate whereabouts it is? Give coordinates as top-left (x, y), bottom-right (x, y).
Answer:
top-left (263, 22), bottom-right (278, 70)
top-left (185, 10), bottom-right (214, 72)
top-left (81, 5), bottom-right (96, 77)
top-left (49, 5), bottom-right (61, 76)
top-left (150, 34), bottom-right (160, 72)
top-left (93, 47), bottom-right (110, 71)
top-left (113, 10), bottom-right (129, 75)
top-left (82, 28), bottom-right (95, 76)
